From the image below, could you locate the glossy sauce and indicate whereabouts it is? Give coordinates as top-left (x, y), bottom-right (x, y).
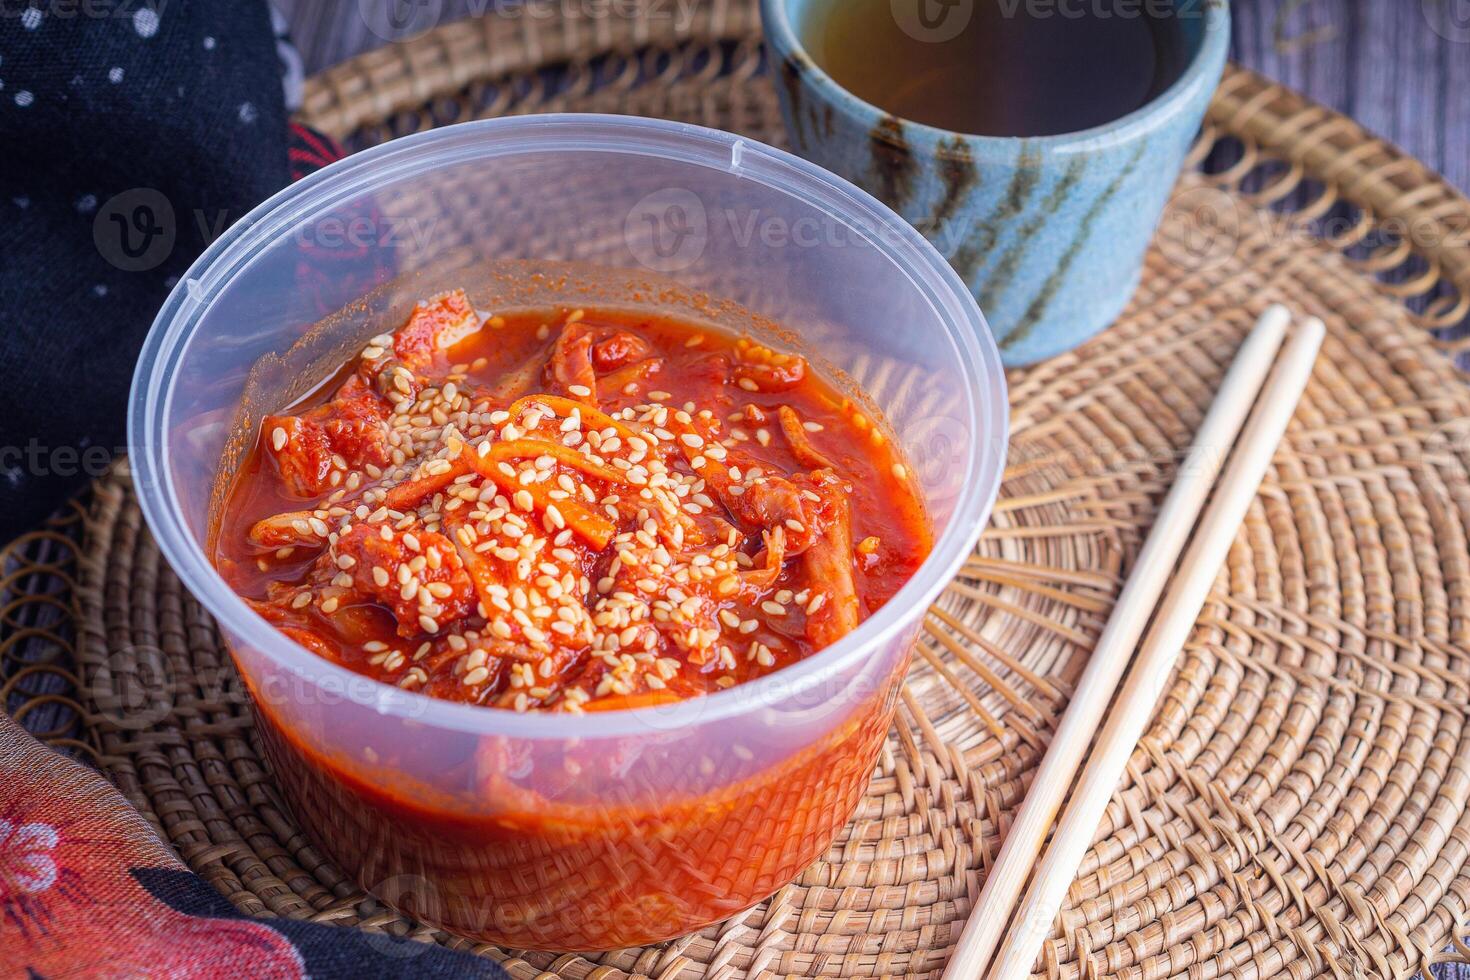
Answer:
top-left (217, 296), bottom-right (931, 712)
top-left (214, 292), bottom-right (932, 949)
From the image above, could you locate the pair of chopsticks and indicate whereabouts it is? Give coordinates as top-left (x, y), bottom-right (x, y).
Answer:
top-left (945, 306), bottom-right (1325, 979)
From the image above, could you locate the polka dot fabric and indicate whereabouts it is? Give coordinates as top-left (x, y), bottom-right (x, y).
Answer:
top-left (0, 1), bottom-right (291, 542)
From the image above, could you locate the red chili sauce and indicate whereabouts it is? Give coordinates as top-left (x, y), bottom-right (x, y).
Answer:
top-left (216, 290), bottom-right (933, 712)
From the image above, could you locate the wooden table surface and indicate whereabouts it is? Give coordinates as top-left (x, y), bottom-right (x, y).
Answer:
top-left (278, 0), bottom-right (1470, 194)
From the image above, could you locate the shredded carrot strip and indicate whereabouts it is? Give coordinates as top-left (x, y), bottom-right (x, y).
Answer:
top-left (489, 439), bottom-right (627, 484)
top-left (669, 414), bottom-right (733, 490)
top-left (463, 451), bottom-right (615, 549)
top-left (383, 458), bottom-right (471, 511)
top-left (580, 689), bottom-right (685, 711)
top-left (507, 394), bottom-right (643, 444)
top-left (385, 435), bottom-right (630, 513)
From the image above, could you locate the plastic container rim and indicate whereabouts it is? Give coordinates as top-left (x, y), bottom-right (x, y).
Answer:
top-left (127, 113), bottom-right (1009, 739)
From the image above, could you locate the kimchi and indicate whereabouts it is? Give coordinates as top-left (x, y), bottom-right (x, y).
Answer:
top-left (216, 290), bottom-right (932, 712)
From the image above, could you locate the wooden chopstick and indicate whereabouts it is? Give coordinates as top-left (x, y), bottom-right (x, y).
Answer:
top-left (976, 316), bottom-right (1326, 979)
top-left (940, 305), bottom-right (1294, 979)
top-left (982, 316), bottom-right (1325, 979)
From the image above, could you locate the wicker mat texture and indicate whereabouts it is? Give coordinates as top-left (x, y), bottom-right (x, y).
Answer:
top-left (7, 2), bottom-right (1470, 977)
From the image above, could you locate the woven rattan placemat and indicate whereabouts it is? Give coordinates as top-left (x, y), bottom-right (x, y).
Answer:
top-left (9, 2), bottom-right (1470, 977)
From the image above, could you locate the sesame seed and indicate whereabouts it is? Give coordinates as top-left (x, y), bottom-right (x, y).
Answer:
top-left (270, 426), bottom-right (288, 451)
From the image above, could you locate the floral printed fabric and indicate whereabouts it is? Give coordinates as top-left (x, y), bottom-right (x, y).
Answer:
top-left (0, 710), bottom-right (507, 978)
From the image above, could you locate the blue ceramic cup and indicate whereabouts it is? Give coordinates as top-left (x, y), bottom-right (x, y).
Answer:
top-left (761, 0), bottom-right (1230, 365)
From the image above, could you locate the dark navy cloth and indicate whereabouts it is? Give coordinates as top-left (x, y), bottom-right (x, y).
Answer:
top-left (0, 1), bottom-right (288, 541)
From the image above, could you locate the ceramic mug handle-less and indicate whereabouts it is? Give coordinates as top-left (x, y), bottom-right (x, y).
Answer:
top-left (759, 0), bottom-right (1232, 367)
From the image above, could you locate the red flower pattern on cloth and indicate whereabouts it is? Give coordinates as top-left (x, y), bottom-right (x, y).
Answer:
top-left (0, 708), bottom-right (509, 979)
top-left (0, 712), bottom-right (305, 979)
top-left (1, 705), bottom-right (511, 980)
top-left (0, 817), bottom-right (58, 896)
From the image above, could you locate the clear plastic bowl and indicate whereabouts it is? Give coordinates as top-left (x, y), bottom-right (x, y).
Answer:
top-left (128, 115), bottom-right (1007, 950)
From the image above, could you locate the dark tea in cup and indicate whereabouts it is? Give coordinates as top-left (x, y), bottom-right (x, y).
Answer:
top-left (800, 0), bottom-right (1191, 137)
